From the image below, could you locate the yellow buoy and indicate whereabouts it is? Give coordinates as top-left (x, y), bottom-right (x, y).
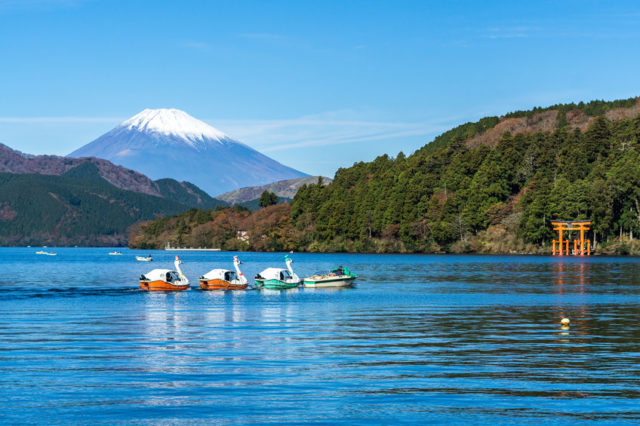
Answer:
top-left (561, 318), bottom-right (570, 326)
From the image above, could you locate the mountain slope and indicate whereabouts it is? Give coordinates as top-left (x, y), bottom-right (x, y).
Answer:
top-left (0, 142), bottom-right (160, 196)
top-left (217, 176), bottom-right (332, 204)
top-left (0, 171), bottom-right (193, 246)
top-left (0, 142), bottom-right (226, 210)
top-left (68, 108), bottom-right (308, 195)
top-left (419, 97), bottom-right (640, 154)
top-left (155, 178), bottom-right (223, 210)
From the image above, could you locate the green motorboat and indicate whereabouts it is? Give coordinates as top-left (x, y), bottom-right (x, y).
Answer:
top-left (303, 266), bottom-right (357, 288)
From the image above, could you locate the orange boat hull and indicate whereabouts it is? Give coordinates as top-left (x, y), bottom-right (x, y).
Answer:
top-left (199, 279), bottom-right (248, 290)
top-left (140, 280), bottom-right (190, 291)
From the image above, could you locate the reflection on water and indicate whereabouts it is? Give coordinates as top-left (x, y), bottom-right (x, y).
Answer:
top-left (1, 249), bottom-right (640, 423)
top-left (553, 261), bottom-right (590, 339)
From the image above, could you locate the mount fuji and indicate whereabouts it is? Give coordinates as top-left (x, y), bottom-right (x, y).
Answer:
top-left (68, 109), bottom-right (308, 195)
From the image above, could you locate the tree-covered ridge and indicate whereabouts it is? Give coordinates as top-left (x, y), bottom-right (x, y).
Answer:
top-left (154, 178), bottom-right (226, 210)
top-left (0, 171), bottom-right (195, 246)
top-left (291, 111), bottom-right (640, 253)
top-left (0, 142), bottom-right (228, 209)
top-left (504, 97), bottom-right (638, 121)
top-left (417, 96), bottom-right (638, 154)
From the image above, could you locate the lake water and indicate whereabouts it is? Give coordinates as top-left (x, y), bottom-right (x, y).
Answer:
top-left (2, 248), bottom-right (640, 424)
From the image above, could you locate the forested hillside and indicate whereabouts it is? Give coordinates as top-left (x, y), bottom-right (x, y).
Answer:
top-left (129, 205), bottom-right (295, 250)
top-left (0, 168), bottom-right (203, 246)
top-left (131, 97), bottom-right (640, 254)
top-left (154, 178), bottom-right (225, 210)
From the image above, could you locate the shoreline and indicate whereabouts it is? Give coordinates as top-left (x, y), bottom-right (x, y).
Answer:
top-left (7, 245), bottom-right (640, 258)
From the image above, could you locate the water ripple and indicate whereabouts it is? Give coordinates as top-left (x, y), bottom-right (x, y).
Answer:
top-left (1, 249), bottom-right (640, 423)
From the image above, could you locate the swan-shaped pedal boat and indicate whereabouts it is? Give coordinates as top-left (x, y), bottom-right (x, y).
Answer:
top-left (255, 255), bottom-right (301, 289)
top-left (139, 255), bottom-right (189, 291)
top-left (303, 266), bottom-right (357, 288)
top-left (199, 255), bottom-right (248, 290)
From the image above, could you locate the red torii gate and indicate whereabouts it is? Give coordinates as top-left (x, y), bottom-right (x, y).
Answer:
top-left (551, 220), bottom-right (591, 256)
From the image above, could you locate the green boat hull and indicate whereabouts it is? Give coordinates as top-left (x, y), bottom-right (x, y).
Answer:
top-left (256, 279), bottom-right (301, 290)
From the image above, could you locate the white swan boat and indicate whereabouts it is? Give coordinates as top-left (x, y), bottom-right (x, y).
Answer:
top-left (200, 255), bottom-right (248, 290)
top-left (255, 256), bottom-right (301, 289)
top-left (139, 256), bottom-right (189, 291)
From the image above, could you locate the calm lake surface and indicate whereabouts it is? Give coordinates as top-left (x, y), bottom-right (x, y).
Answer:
top-left (2, 248), bottom-right (640, 424)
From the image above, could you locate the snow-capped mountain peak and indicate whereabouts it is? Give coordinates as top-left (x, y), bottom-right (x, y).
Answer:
top-left (122, 108), bottom-right (228, 144)
top-left (68, 108), bottom-right (308, 195)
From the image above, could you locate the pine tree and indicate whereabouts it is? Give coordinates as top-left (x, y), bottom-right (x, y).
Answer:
top-left (259, 190), bottom-right (279, 208)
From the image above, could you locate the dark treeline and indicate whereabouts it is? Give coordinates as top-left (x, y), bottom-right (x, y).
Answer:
top-left (0, 172), bottom-right (191, 246)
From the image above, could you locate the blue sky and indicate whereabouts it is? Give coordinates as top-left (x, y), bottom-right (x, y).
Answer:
top-left (1, 0), bottom-right (640, 177)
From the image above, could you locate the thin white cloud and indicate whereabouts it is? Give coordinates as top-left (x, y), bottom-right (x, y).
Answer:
top-left (0, 116), bottom-right (123, 123)
top-left (208, 112), bottom-right (455, 152)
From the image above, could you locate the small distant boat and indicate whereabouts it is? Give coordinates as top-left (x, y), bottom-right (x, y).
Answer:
top-left (255, 255), bottom-right (301, 289)
top-left (303, 266), bottom-right (357, 288)
top-left (200, 255), bottom-right (248, 290)
top-left (139, 256), bottom-right (189, 291)
top-left (136, 255), bottom-right (153, 262)
top-left (109, 251), bottom-right (123, 255)
top-left (36, 250), bottom-right (57, 256)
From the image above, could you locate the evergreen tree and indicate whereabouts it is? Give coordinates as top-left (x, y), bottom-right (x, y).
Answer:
top-left (259, 190), bottom-right (279, 208)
